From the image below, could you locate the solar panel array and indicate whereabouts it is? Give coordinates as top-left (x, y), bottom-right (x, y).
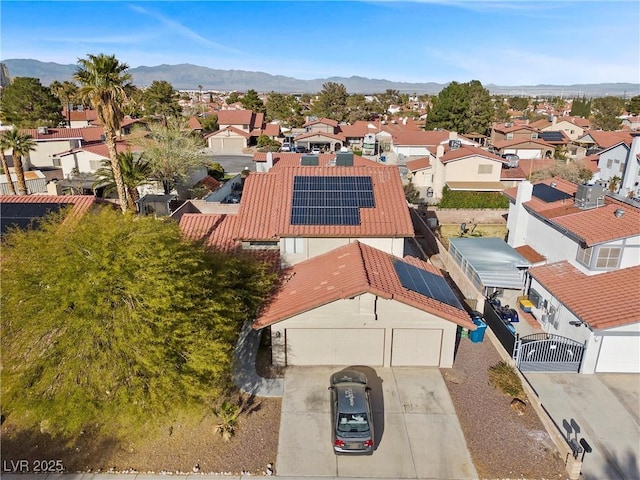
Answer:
top-left (393, 259), bottom-right (464, 310)
top-left (0, 202), bottom-right (62, 234)
top-left (290, 176), bottom-right (375, 225)
top-left (532, 183), bottom-right (573, 203)
top-left (539, 131), bottom-right (565, 142)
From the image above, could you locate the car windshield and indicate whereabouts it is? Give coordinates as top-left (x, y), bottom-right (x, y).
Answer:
top-left (337, 412), bottom-right (370, 433)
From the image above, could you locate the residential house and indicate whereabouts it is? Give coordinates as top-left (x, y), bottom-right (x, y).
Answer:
top-left (593, 132), bottom-right (640, 199)
top-left (204, 109), bottom-right (278, 154)
top-left (571, 130), bottom-right (633, 160)
top-left (253, 240), bottom-right (476, 368)
top-left (503, 177), bottom-right (640, 373)
top-left (489, 123), bottom-right (541, 146)
top-left (529, 116), bottom-right (591, 141)
top-left (622, 115), bottom-right (640, 131)
top-left (490, 138), bottom-right (555, 160)
top-left (62, 106), bottom-right (98, 128)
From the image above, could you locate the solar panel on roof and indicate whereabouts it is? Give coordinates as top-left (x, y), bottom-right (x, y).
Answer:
top-left (290, 175), bottom-right (375, 226)
top-left (539, 131), bottom-right (564, 142)
top-left (0, 202), bottom-right (63, 234)
top-left (393, 259), bottom-right (464, 310)
top-left (532, 183), bottom-right (573, 203)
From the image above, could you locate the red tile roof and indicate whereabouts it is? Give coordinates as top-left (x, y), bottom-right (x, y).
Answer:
top-left (528, 262), bottom-right (640, 330)
top-left (20, 128), bottom-right (85, 140)
top-left (0, 194), bottom-right (98, 221)
top-left (491, 138), bottom-right (554, 149)
top-left (179, 163), bottom-right (414, 247)
top-left (216, 109), bottom-right (261, 127)
top-left (405, 157), bottom-right (432, 171)
top-left (253, 241), bottom-right (475, 329)
top-left (303, 118), bottom-right (339, 128)
top-left (253, 152), bottom-right (380, 168)
top-left (439, 145), bottom-right (505, 164)
top-left (514, 245), bottom-right (546, 264)
top-left (391, 130), bottom-right (450, 146)
top-left (576, 130), bottom-right (633, 148)
top-left (55, 140), bottom-right (137, 158)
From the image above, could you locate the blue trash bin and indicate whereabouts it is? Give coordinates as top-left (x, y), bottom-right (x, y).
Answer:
top-left (469, 318), bottom-right (487, 343)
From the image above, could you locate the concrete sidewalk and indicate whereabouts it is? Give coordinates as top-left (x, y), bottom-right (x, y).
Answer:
top-left (232, 321), bottom-right (283, 397)
top-left (525, 372), bottom-right (640, 480)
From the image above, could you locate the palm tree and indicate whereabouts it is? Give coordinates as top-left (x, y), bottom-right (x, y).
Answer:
top-left (2, 130), bottom-right (36, 195)
top-left (0, 131), bottom-right (17, 194)
top-left (74, 53), bottom-right (132, 212)
top-left (93, 150), bottom-right (152, 211)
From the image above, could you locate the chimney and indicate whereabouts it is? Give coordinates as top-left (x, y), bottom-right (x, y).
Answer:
top-left (507, 181), bottom-right (534, 247)
top-left (266, 151), bottom-right (273, 171)
top-left (552, 116), bottom-right (557, 127)
top-left (436, 145), bottom-right (445, 158)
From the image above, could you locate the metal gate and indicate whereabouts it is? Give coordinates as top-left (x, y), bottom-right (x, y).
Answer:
top-left (513, 333), bottom-right (585, 373)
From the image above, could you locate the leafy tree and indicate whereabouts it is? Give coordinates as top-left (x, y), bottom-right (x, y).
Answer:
top-left (493, 96), bottom-right (511, 123)
top-left (466, 80), bottom-right (495, 134)
top-left (74, 53), bottom-right (134, 213)
top-left (1, 130), bottom-right (36, 195)
top-left (0, 77), bottom-right (64, 128)
top-left (240, 89), bottom-right (266, 113)
top-left (1, 206), bottom-right (276, 440)
top-left (226, 92), bottom-right (240, 105)
top-left (570, 95), bottom-right (591, 117)
top-left (404, 182), bottom-right (421, 204)
top-left (346, 94), bottom-right (378, 123)
top-left (142, 80), bottom-right (181, 122)
top-left (626, 95), bottom-right (640, 115)
top-left (132, 118), bottom-right (206, 194)
top-left (207, 162), bottom-right (225, 181)
top-left (508, 96), bottom-right (530, 111)
top-left (592, 96), bottom-right (625, 130)
top-left (312, 82), bottom-right (349, 122)
top-left (256, 134), bottom-right (280, 151)
top-left (266, 92), bottom-right (303, 126)
top-left (199, 114), bottom-right (219, 132)
top-left (0, 131), bottom-right (17, 194)
top-left (376, 89), bottom-right (402, 114)
top-left (92, 150), bottom-right (152, 210)
top-left (427, 81), bottom-right (469, 133)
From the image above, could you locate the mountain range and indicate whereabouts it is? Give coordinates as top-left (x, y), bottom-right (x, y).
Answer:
top-left (2, 59), bottom-right (639, 97)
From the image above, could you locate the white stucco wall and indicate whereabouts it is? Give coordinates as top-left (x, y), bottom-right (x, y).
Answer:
top-left (27, 140), bottom-right (80, 169)
top-left (443, 157), bottom-right (503, 183)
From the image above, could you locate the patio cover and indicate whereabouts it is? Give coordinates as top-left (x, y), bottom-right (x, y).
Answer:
top-left (449, 237), bottom-right (531, 290)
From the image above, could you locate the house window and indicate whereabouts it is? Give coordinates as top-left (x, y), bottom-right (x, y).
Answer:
top-left (576, 246), bottom-right (593, 267)
top-left (478, 164), bottom-right (493, 174)
top-left (595, 247), bottom-right (621, 269)
top-left (531, 133), bottom-right (538, 139)
top-left (606, 159), bottom-right (613, 168)
top-left (283, 237), bottom-right (304, 253)
top-left (506, 133), bottom-right (514, 140)
top-left (619, 162), bottom-right (625, 173)
top-left (52, 157), bottom-right (61, 167)
top-left (89, 160), bottom-right (102, 171)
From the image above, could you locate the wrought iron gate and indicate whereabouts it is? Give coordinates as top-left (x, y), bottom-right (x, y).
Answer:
top-left (513, 333), bottom-right (585, 373)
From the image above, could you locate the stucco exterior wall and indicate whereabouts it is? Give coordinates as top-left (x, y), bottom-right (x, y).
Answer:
top-left (27, 140), bottom-right (80, 169)
top-left (443, 158), bottom-right (503, 183)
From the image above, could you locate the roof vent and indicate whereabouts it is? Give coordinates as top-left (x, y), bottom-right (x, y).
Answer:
top-left (449, 139), bottom-right (462, 150)
top-left (300, 154), bottom-right (319, 166)
top-left (550, 182), bottom-right (557, 188)
top-left (37, 126), bottom-right (48, 135)
top-left (614, 208), bottom-right (625, 218)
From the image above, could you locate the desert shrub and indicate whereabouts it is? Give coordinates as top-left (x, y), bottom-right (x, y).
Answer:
top-left (438, 186), bottom-right (509, 209)
top-left (488, 361), bottom-right (526, 398)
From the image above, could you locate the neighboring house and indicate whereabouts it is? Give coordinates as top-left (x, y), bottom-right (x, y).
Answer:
top-left (530, 116), bottom-right (591, 141)
top-left (489, 123), bottom-right (541, 145)
top-left (490, 138), bottom-right (555, 160)
top-left (180, 152), bottom-right (414, 266)
top-left (19, 127), bottom-right (85, 170)
top-left (0, 194), bottom-right (98, 234)
top-left (502, 177), bottom-right (640, 373)
top-left (622, 115), bottom-right (640, 131)
top-left (252, 240), bottom-right (476, 368)
top-left (62, 107), bottom-right (99, 128)
top-left (571, 130), bottom-right (633, 160)
top-left (406, 141), bottom-right (517, 201)
top-left (591, 133), bottom-right (640, 200)
top-left (204, 109), bottom-right (279, 154)
top-left (53, 140), bottom-right (136, 179)
top-left (388, 130), bottom-right (451, 158)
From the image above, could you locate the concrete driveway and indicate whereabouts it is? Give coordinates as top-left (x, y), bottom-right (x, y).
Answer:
top-left (275, 366), bottom-right (477, 479)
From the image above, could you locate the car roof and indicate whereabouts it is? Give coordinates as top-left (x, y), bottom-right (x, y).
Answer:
top-left (331, 370), bottom-right (369, 413)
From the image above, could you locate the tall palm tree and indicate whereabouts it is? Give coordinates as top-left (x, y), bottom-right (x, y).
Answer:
top-left (0, 131), bottom-right (17, 195)
top-left (74, 53), bottom-right (132, 212)
top-left (2, 130), bottom-right (36, 195)
top-left (93, 150), bottom-right (152, 211)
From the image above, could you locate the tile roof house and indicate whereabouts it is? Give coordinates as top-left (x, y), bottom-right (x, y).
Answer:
top-left (592, 133), bottom-right (640, 199)
top-left (529, 116), bottom-right (591, 141)
top-left (253, 240), bottom-right (476, 368)
top-left (502, 177), bottom-right (640, 373)
top-left (571, 130), bottom-right (634, 160)
top-left (204, 109), bottom-right (279, 154)
top-left (180, 153), bottom-right (414, 266)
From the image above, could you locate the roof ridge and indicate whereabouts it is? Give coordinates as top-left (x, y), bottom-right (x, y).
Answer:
top-left (353, 241), bottom-right (373, 290)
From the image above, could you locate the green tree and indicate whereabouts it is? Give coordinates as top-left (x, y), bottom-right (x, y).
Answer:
top-left (74, 53), bottom-right (133, 213)
top-left (0, 77), bottom-right (64, 128)
top-left (199, 114), bottom-right (219, 132)
top-left (226, 92), bottom-right (240, 105)
top-left (240, 89), bottom-right (266, 113)
top-left (266, 92), bottom-right (303, 126)
top-left (346, 94), bottom-right (378, 123)
top-left (132, 118), bottom-right (206, 194)
top-left (493, 96), bottom-right (511, 123)
top-left (142, 80), bottom-right (181, 122)
top-left (626, 95), bottom-right (640, 116)
top-left (1, 130), bottom-right (36, 195)
top-left (50, 80), bottom-right (79, 126)
top-left (0, 130), bottom-right (18, 194)
top-left (1, 206), bottom-right (275, 440)
top-left (207, 162), bottom-right (225, 181)
top-left (93, 150), bottom-right (152, 210)
top-left (570, 95), bottom-right (591, 117)
top-left (508, 96), bottom-right (530, 111)
top-left (428, 80), bottom-right (495, 135)
top-left (592, 96), bottom-right (625, 130)
top-left (312, 82), bottom-right (349, 122)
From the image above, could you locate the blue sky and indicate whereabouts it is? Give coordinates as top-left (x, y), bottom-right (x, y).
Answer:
top-left (1, 1), bottom-right (639, 86)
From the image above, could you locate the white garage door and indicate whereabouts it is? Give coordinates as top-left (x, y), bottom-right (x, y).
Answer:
top-left (285, 328), bottom-right (385, 366)
top-left (596, 336), bottom-right (640, 373)
top-left (209, 137), bottom-right (245, 154)
top-left (515, 149), bottom-right (541, 159)
top-left (391, 328), bottom-right (443, 366)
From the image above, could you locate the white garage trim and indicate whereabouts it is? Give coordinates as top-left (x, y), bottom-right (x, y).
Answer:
top-left (285, 328), bottom-right (385, 366)
top-left (391, 328), bottom-right (443, 366)
top-left (595, 335), bottom-right (640, 373)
